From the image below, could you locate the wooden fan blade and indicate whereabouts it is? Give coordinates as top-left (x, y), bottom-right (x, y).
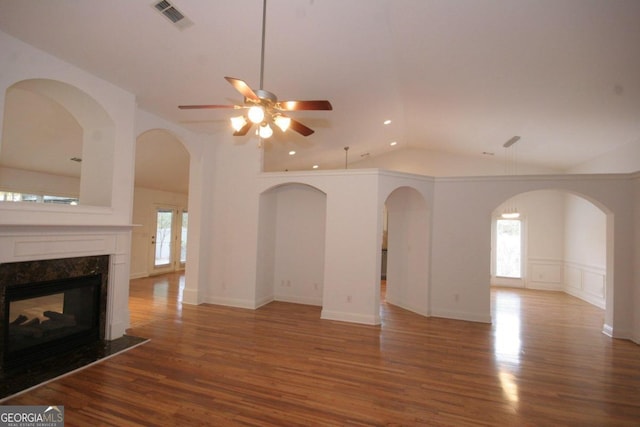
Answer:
top-left (276, 100), bottom-right (333, 111)
top-left (288, 118), bottom-right (315, 136)
top-left (233, 122), bottom-right (253, 136)
top-left (225, 76), bottom-right (259, 101)
top-left (178, 104), bottom-right (240, 109)
top-left (503, 136), bottom-right (521, 148)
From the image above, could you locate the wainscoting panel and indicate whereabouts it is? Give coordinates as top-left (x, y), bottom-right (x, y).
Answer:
top-left (564, 262), bottom-right (605, 309)
top-left (527, 258), bottom-right (563, 291)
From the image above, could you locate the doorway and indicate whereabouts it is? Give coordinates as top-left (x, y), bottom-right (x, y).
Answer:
top-left (132, 128), bottom-right (190, 279)
top-left (151, 206), bottom-right (188, 275)
top-left (491, 190), bottom-right (607, 308)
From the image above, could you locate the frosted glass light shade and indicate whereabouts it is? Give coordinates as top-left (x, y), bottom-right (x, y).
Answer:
top-left (230, 116), bottom-right (247, 132)
top-left (259, 123), bottom-right (273, 138)
top-left (248, 106), bottom-right (265, 124)
top-left (501, 208), bottom-right (520, 219)
top-left (274, 116), bottom-right (291, 132)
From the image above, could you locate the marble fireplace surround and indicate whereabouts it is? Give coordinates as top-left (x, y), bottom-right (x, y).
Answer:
top-left (0, 224), bottom-right (134, 346)
top-left (0, 254), bottom-right (109, 374)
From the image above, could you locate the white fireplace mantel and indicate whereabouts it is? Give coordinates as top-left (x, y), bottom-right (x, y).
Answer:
top-left (0, 224), bottom-right (137, 264)
top-left (0, 223), bottom-right (136, 340)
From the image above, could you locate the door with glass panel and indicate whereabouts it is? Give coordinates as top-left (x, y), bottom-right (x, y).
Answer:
top-left (494, 218), bottom-right (524, 287)
top-left (151, 206), bottom-right (188, 274)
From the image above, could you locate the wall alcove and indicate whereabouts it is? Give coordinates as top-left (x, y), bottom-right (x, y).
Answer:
top-left (383, 186), bottom-right (431, 317)
top-left (256, 183), bottom-right (327, 307)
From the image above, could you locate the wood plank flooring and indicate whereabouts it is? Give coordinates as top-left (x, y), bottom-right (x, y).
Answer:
top-left (4, 273), bottom-right (640, 426)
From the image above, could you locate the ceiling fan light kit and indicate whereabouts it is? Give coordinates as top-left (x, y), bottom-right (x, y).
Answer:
top-left (230, 116), bottom-right (248, 132)
top-left (178, 0), bottom-right (332, 141)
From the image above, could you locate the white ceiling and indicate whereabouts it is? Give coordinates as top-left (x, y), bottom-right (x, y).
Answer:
top-left (1, 0), bottom-right (639, 174)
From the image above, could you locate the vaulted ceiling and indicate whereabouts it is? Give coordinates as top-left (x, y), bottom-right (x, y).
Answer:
top-left (1, 0), bottom-right (639, 174)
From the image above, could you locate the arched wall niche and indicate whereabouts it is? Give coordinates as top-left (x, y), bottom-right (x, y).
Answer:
top-left (1, 78), bottom-right (115, 207)
top-left (256, 182), bottom-right (327, 308)
top-left (383, 185), bottom-right (431, 317)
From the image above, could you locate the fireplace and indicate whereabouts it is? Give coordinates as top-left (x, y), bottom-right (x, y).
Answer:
top-left (0, 256), bottom-right (108, 375)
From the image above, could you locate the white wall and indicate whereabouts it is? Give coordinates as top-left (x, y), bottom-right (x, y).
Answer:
top-left (206, 140), bottom-right (263, 308)
top-left (492, 190), bottom-right (566, 290)
top-left (351, 147), bottom-right (561, 176)
top-left (272, 184), bottom-right (326, 306)
top-left (0, 166), bottom-right (79, 198)
top-left (564, 195), bottom-right (607, 308)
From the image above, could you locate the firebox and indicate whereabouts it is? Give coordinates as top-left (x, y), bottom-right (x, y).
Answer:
top-left (0, 256), bottom-right (109, 375)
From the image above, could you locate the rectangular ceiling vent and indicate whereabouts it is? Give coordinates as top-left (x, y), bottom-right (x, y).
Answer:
top-left (153, 0), bottom-right (193, 30)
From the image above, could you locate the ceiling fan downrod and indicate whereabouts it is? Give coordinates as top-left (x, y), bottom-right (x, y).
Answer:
top-left (259, 0), bottom-right (267, 90)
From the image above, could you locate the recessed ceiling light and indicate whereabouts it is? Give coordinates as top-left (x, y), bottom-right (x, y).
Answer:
top-left (390, 141), bottom-right (397, 146)
top-left (383, 119), bottom-right (392, 125)
top-left (289, 150), bottom-right (296, 155)
top-left (312, 164), bottom-right (319, 169)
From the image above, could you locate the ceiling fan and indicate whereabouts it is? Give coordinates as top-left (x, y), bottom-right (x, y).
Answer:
top-left (178, 0), bottom-right (332, 138)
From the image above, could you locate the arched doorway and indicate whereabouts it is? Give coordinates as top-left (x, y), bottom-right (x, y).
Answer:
top-left (491, 189), bottom-right (608, 323)
top-left (132, 129), bottom-right (190, 278)
top-left (257, 183), bottom-right (327, 308)
top-left (383, 186), bottom-right (430, 317)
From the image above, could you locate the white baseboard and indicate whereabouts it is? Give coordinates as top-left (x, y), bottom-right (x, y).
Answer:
top-left (602, 324), bottom-right (614, 337)
top-left (430, 308), bottom-right (491, 324)
top-left (321, 309), bottom-right (380, 325)
top-left (275, 294), bottom-right (322, 306)
top-left (181, 288), bottom-right (204, 305)
top-left (206, 296), bottom-right (257, 309)
top-left (385, 297), bottom-right (429, 317)
top-left (255, 294), bottom-right (274, 308)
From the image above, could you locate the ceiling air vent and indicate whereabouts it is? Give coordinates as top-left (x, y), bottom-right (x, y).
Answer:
top-left (153, 0), bottom-right (193, 30)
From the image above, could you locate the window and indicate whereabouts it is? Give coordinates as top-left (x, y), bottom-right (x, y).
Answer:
top-left (180, 211), bottom-right (188, 265)
top-left (496, 219), bottom-right (522, 278)
top-left (0, 192), bottom-right (79, 205)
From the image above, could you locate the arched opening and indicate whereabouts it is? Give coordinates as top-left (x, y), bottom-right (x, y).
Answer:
top-left (383, 186), bottom-right (430, 317)
top-left (0, 79), bottom-right (115, 207)
top-left (257, 183), bottom-right (327, 308)
top-left (490, 189), bottom-right (608, 326)
top-left (131, 129), bottom-right (190, 278)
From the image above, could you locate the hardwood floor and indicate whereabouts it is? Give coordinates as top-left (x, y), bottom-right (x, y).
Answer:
top-left (4, 273), bottom-right (640, 426)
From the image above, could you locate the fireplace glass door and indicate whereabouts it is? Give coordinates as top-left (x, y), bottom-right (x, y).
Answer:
top-left (4, 275), bottom-right (101, 369)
